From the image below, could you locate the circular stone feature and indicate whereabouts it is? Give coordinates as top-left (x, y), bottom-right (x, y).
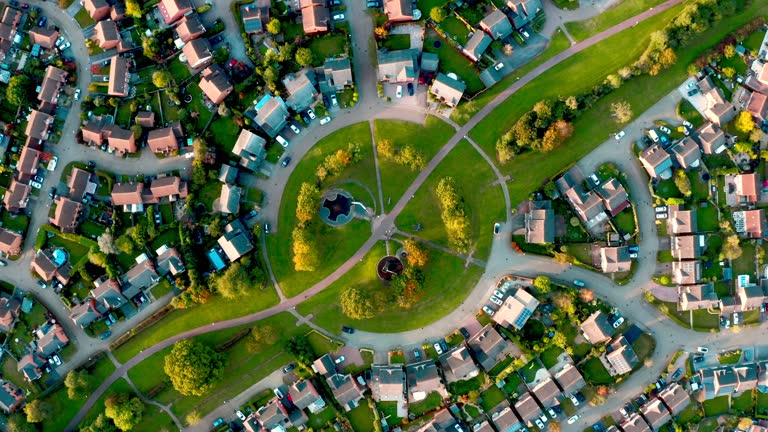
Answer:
top-left (377, 256), bottom-right (404, 281)
top-left (320, 190), bottom-right (355, 226)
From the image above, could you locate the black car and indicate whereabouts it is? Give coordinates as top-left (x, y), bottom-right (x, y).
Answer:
top-left (342, 326), bottom-right (354, 334)
top-left (407, 82), bottom-right (414, 96)
top-left (48, 187), bottom-right (56, 199)
top-left (281, 156), bottom-right (292, 167)
top-left (282, 363), bottom-right (295, 374)
top-left (459, 327), bottom-right (470, 339)
top-left (87, 160), bottom-right (96, 169)
top-left (209, 35), bottom-right (225, 45)
top-left (301, 114), bottom-right (311, 124)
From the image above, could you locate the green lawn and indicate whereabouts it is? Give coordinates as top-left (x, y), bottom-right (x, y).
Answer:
top-left (409, 391), bottom-right (443, 416)
top-left (266, 122), bottom-right (378, 298)
top-left (702, 395), bottom-right (730, 417)
top-left (564, 0), bottom-right (668, 41)
top-left (519, 360), bottom-right (541, 384)
top-left (424, 30), bottom-right (484, 94)
top-left (396, 140), bottom-right (504, 261)
top-left (151, 279), bottom-right (174, 298)
top-left (732, 242), bottom-right (756, 278)
top-left (697, 204), bottom-right (719, 231)
top-left (307, 407), bottom-right (338, 429)
top-left (377, 401), bottom-right (402, 426)
top-left (677, 99), bottom-right (705, 128)
top-left (503, 373), bottom-right (523, 397)
top-left (757, 391), bottom-right (768, 416)
top-left (2, 211), bottom-right (29, 233)
top-left (540, 346), bottom-right (564, 369)
top-left (416, 0), bottom-right (449, 13)
top-left (307, 329), bottom-right (343, 355)
top-left (440, 16), bottom-right (470, 45)
top-left (306, 34), bottom-right (348, 65)
top-left (297, 241), bottom-right (484, 333)
top-left (382, 34), bottom-right (411, 51)
top-left (743, 30), bottom-right (765, 53)
top-left (447, 372), bottom-right (485, 396)
top-left (74, 7), bottom-right (95, 28)
top-left (731, 390), bottom-right (754, 415)
top-left (469, 2), bottom-right (767, 206)
top-left (614, 210), bottom-right (636, 234)
top-left (631, 333), bottom-right (656, 363)
top-left (480, 386), bottom-right (507, 411)
top-left (167, 58), bottom-right (192, 82)
top-left (718, 350), bottom-right (742, 365)
top-left (209, 116), bottom-right (241, 153)
top-left (580, 357), bottom-right (613, 385)
top-left (373, 116), bottom-right (455, 212)
top-left (347, 403), bottom-right (375, 431)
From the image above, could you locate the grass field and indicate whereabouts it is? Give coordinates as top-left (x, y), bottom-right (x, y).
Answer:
top-left (382, 34), bottom-right (411, 51)
top-left (44, 357), bottom-right (116, 431)
top-left (347, 402), bottom-right (375, 430)
top-left (395, 140), bottom-right (505, 261)
top-left (209, 115), bottom-right (240, 153)
top-left (480, 385), bottom-right (507, 411)
top-left (266, 122), bottom-right (378, 298)
top-left (564, 0), bottom-right (668, 41)
top-left (468, 2), bottom-right (767, 206)
top-left (307, 34), bottom-right (348, 65)
top-left (702, 395), bottom-right (730, 417)
top-left (373, 116), bottom-right (455, 212)
top-left (297, 241), bottom-right (483, 333)
top-left (440, 16), bottom-right (471, 45)
top-left (580, 357), bottom-right (613, 385)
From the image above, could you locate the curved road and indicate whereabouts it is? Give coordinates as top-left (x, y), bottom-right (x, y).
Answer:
top-left (64, 0), bottom-right (692, 430)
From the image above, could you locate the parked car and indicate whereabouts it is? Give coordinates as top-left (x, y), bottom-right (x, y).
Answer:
top-left (433, 343), bottom-right (443, 355)
top-left (569, 394), bottom-right (580, 406)
top-left (209, 35), bottom-right (225, 44)
top-left (366, 0), bottom-right (379, 6)
top-left (396, 85), bottom-right (403, 98)
top-left (697, 346), bottom-right (709, 353)
top-left (659, 125), bottom-right (671, 134)
top-left (74, 89), bottom-right (81, 100)
top-left (628, 245), bottom-right (640, 253)
top-left (60, 40), bottom-right (71, 50)
top-left (615, 130), bottom-right (625, 140)
top-left (55, 36), bottom-right (65, 48)
top-left (332, 13), bottom-right (345, 20)
top-left (490, 296), bottom-right (503, 306)
top-left (493, 290), bottom-right (504, 299)
top-left (407, 82), bottom-right (414, 96)
top-left (547, 407), bottom-right (557, 418)
top-left (99, 331), bottom-right (112, 340)
top-left (227, 59), bottom-right (238, 69)
top-left (494, 62), bottom-right (504, 71)
top-left (589, 173), bottom-right (600, 185)
top-left (331, 94), bottom-right (338, 106)
top-left (535, 419), bottom-right (545, 429)
top-left (20, 2), bottom-right (28, 8)
top-left (330, 0), bottom-right (341, 4)
top-left (334, 355), bottom-right (345, 364)
top-left (276, 135), bottom-right (289, 147)
top-left (482, 306), bottom-right (495, 315)
top-left (612, 317), bottom-right (625, 328)
top-left (37, 16), bottom-right (46, 27)
top-left (459, 327), bottom-right (470, 339)
top-left (567, 415), bottom-right (580, 425)
top-left (236, 410), bottom-right (246, 421)
top-left (30, 180), bottom-right (42, 189)
top-left (263, 223), bottom-right (271, 234)
top-left (0, 260), bottom-right (6, 267)
top-left (671, 368), bottom-right (683, 380)
top-left (320, 116), bottom-right (332, 125)
top-left (493, 222), bottom-right (501, 234)
top-left (290, 123), bottom-right (301, 134)
top-left (307, 109), bottom-right (316, 119)
top-left (48, 187), bottom-right (56, 199)
top-left (573, 280), bottom-right (585, 287)
top-left (273, 388), bottom-right (284, 399)
top-left (342, 326), bottom-right (354, 334)
top-left (213, 418), bottom-right (225, 427)
top-left (281, 157), bottom-right (292, 167)
top-left (413, 349), bottom-right (421, 361)
top-left (33, 175), bottom-right (43, 183)
top-left (619, 407), bottom-right (628, 417)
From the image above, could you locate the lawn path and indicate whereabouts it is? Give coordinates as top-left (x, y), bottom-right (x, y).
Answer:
top-left (393, 229), bottom-right (487, 268)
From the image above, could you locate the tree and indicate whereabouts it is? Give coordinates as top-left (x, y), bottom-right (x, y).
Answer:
top-left (217, 103), bottom-right (230, 117)
top-left (104, 393), bottom-right (144, 431)
top-left (285, 335), bottom-right (315, 363)
top-left (296, 182), bottom-right (319, 227)
top-left (605, 74), bottom-right (622, 88)
top-left (723, 44), bottom-right (736, 58)
top-left (246, 325), bottom-right (279, 353)
top-left (81, 413), bottom-right (118, 432)
top-left (98, 231), bottom-right (120, 255)
top-left (214, 262), bottom-right (257, 299)
top-left (721, 66), bottom-right (736, 79)
top-left (403, 239), bottom-right (429, 267)
top-left (88, 248), bottom-right (109, 267)
top-left (578, 288), bottom-right (594, 303)
top-left (340, 286), bottom-right (375, 319)
top-left (540, 120), bottom-right (573, 152)
top-left (6, 75), bottom-right (31, 107)
top-left (430, 7), bottom-right (446, 22)
top-left (125, 0), bottom-right (142, 17)
top-left (65, 369), bottom-right (91, 400)
top-left (7, 414), bottom-right (36, 432)
top-left (266, 18), bottom-right (281, 35)
top-left (164, 339), bottom-right (225, 396)
top-left (673, 170), bottom-right (691, 197)
top-left (467, 390), bottom-right (480, 404)
top-left (565, 95), bottom-right (579, 111)
top-left (551, 331), bottom-right (567, 349)
top-left (610, 100), bottom-right (633, 123)
top-left (24, 399), bottom-right (51, 423)
top-left (295, 47), bottom-right (314, 67)
top-left (735, 110), bottom-right (755, 134)
top-left (374, 26), bottom-right (388, 39)
top-left (551, 291), bottom-right (575, 316)
top-left (720, 234), bottom-right (743, 260)
top-left (533, 276), bottom-right (551, 294)
top-left (749, 128), bottom-right (763, 143)
top-left (186, 411), bottom-right (203, 426)
top-left (436, 177), bottom-right (472, 253)
top-left (377, 139), bottom-right (396, 159)
top-left (141, 35), bottom-right (160, 59)
top-left (738, 418), bottom-right (754, 430)
top-left (152, 70), bottom-right (172, 88)
top-left (292, 227), bottom-right (319, 271)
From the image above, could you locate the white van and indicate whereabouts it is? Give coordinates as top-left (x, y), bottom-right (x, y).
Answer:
top-left (276, 135), bottom-right (289, 148)
top-left (648, 129), bottom-right (659, 143)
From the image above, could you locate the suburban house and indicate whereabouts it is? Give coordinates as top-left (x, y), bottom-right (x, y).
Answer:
top-left (35, 323), bottom-right (69, 357)
top-left (480, 9), bottom-right (513, 40)
top-left (299, 0), bottom-right (330, 34)
top-left (155, 244), bottom-right (185, 276)
top-left (283, 70), bottom-right (318, 111)
top-left (0, 228), bottom-right (21, 256)
top-left (219, 183), bottom-right (242, 214)
top-left (698, 364), bottom-right (760, 400)
top-left (438, 346), bottom-right (479, 383)
top-left (136, 111), bottom-right (155, 128)
top-left (17, 146), bottom-right (40, 181)
top-left (29, 26), bottom-right (59, 49)
top-left (420, 52), bottom-right (439, 77)
top-left (199, 65), bottom-right (233, 105)
top-left (531, 377), bottom-right (561, 408)
top-left (369, 365), bottom-right (405, 403)
top-left (175, 13), bottom-right (206, 43)
top-left (677, 283), bottom-right (719, 311)
top-left (0, 380), bottom-right (24, 413)
top-left (232, 128), bottom-right (267, 171)
top-left (255, 398), bottom-right (306, 430)
top-left (430, 73), bottom-right (466, 107)
top-left (671, 235), bottom-right (704, 260)
top-left (108, 56), bottom-right (131, 97)
top-left (383, 0), bottom-right (413, 23)
top-left (556, 167), bottom-right (607, 230)
top-left (600, 246), bottom-right (631, 273)
top-left (493, 288), bottom-right (539, 330)
top-left (312, 354), bottom-right (338, 377)
top-left (639, 144), bottom-right (673, 179)
top-left (68, 168), bottom-right (97, 202)
top-left (0, 294), bottom-right (20, 333)
top-left (553, 363), bottom-right (586, 396)
top-left (746, 90), bottom-right (768, 122)
top-left (157, 0), bottom-right (192, 24)
top-left (667, 205), bottom-right (697, 234)
top-left (326, 373), bottom-right (365, 411)
top-left (733, 209), bottom-right (766, 238)
top-left (217, 219), bottom-right (254, 262)
top-left (603, 336), bottom-right (639, 376)
top-left (658, 383), bottom-right (691, 415)
top-left (91, 277), bottom-right (127, 310)
top-left (17, 353), bottom-right (46, 381)
top-left (49, 197), bottom-right (83, 233)
top-left (288, 380), bottom-right (326, 414)
top-left (252, 94), bottom-right (289, 138)
top-left (736, 281), bottom-right (766, 311)
top-left (487, 401), bottom-right (524, 432)
top-left (467, 324), bottom-right (515, 371)
top-left (621, 412), bottom-right (651, 432)
top-left (147, 123), bottom-right (184, 154)
top-left (639, 398), bottom-right (671, 431)
top-left (121, 259), bottom-right (160, 299)
top-left (596, 179), bottom-right (630, 216)
top-left (513, 392), bottom-right (543, 427)
top-left (580, 311), bottom-right (615, 344)
top-left (462, 31), bottom-right (492, 63)
top-left (405, 360), bottom-right (447, 402)
top-left (241, 2), bottom-right (268, 34)
top-left (670, 136), bottom-right (701, 169)
top-left (219, 164), bottom-right (238, 184)
top-left (83, 0), bottom-right (112, 21)
top-left (416, 409), bottom-right (461, 432)
top-left (734, 172), bottom-right (760, 204)
top-left (698, 76), bottom-right (736, 126)
top-left (110, 177), bottom-right (188, 212)
top-left (672, 260), bottom-right (702, 285)
top-left (322, 58), bottom-right (353, 90)
top-left (506, 0), bottom-right (542, 29)
top-left (693, 122), bottom-right (727, 154)
top-left (182, 38), bottom-right (213, 69)
top-left (37, 65), bottom-right (67, 105)
top-left (31, 249), bottom-right (71, 285)
top-left (25, 110), bottom-right (53, 141)
top-left (4, 180), bottom-right (30, 213)
top-left (377, 49), bottom-right (419, 83)
top-left (93, 20), bottom-right (128, 51)
top-left (69, 299), bottom-right (104, 328)
top-left (525, 200), bottom-right (555, 244)
top-left (81, 118), bottom-right (137, 154)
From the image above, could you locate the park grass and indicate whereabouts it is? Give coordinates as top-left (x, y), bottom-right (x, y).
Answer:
top-left (564, 0), bottom-right (668, 41)
top-left (395, 140), bottom-right (504, 261)
top-left (373, 116), bottom-right (455, 211)
top-left (469, 3), bottom-right (768, 206)
top-left (78, 378), bottom-right (134, 427)
top-left (113, 287), bottom-right (280, 363)
top-left (424, 29), bottom-right (485, 94)
top-left (266, 122), bottom-right (378, 298)
top-left (297, 241), bottom-right (484, 333)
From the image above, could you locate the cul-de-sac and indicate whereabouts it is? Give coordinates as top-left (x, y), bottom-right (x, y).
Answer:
top-left (0, 0), bottom-right (766, 431)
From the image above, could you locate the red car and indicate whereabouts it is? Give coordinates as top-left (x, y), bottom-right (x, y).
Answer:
top-left (227, 59), bottom-right (238, 69)
top-left (21, 3), bottom-right (29, 8)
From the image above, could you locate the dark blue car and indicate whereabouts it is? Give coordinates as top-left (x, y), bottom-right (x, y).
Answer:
top-left (38, 16), bottom-right (46, 27)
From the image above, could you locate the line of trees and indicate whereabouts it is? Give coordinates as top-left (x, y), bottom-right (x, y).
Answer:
top-left (436, 177), bottom-right (472, 253)
top-left (495, 97), bottom-right (577, 163)
top-left (376, 139), bottom-right (427, 171)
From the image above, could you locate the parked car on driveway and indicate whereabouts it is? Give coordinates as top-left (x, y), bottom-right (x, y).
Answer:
top-left (320, 116), bottom-right (331, 125)
top-left (332, 13), bottom-right (345, 20)
top-left (236, 410), bottom-right (246, 421)
top-left (697, 346), bottom-right (709, 353)
top-left (567, 414), bottom-right (580, 424)
top-left (395, 85), bottom-right (403, 98)
top-left (490, 296), bottom-right (503, 306)
top-left (482, 306), bottom-right (495, 315)
top-left (433, 343), bottom-right (443, 355)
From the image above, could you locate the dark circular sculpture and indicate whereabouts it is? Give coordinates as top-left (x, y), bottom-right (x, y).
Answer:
top-left (319, 190), bottom-right (355, 226)
top-left (377, 256), bottom-right (404, 281)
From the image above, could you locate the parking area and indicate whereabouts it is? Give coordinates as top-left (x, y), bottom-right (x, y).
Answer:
top-left (382, 82), bottom-right (427, 106)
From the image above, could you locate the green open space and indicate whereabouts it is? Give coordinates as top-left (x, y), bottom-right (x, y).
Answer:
top-left (209, 115), bottom-right (241, 153)
top-left (409, 391), bottom-right (443, 416)
top-left (702, 395), bottom-right (730, 416)
top-left (731, 390), bottom-right (754, 414)
top-left (697, 204), bottom-right (720, 231)
top-left (307, 33), bottom-right (348, 64)
top-left (743, 30), bottom-right (765, 53)
top-left (396, 140), bottom-right (504, 260)
top-left (440, 16), bottom-right (470, 44)
top-left (74, 7), bottom-right (96, 28)
top-left (377, 401), bottom-right (402, 426)
top-left (564, 0), bottom-right (668, 41)
top-left (580, 357), bottom-right (613, 385)
top-left (424, 30), bottom-right (485, 94)
top-left (297, 241), bottom-right (484, 333)
top-left (382, 34), bottom-right (411, 51)
top-left (373, 116), bottom-right (455, 211)
top-left (540, 346), bottom-right (564, 369)
top-left (469, 3), bottom-right (767, 206)
top-left (677, 98), bottom-right (705, 128)
top-left (519, 360), bottom-right (541, 384)
top-left (347, 402), bottom-right (375, 431)
top-left (718, 350), bottom-right (742, 365)
top-left (480, 385), bottom-right (507, 411)
top-left (447, 372), bottom-right (485, 395)
top-left (732, 242), bottom-right (756, 278)
top-left (266, 122), bottom-right (377, 298)
top-left (2, 211), bottom-right (29, 234)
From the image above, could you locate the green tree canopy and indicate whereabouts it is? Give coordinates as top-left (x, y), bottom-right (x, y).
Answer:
top-left (81, 413), bottom-right (118, 432)
top-left (430, 7), bottom-right (447, 22)
top-left (152, 70), bottom-right (172, 88)
top-left (213, 262), bottom-right (258, 299)
top-left (104, 393), bottom-right (144, 431)
top-left (24, 399), bottom-right (51, 423)
top-left (340, 286), bottom-right (375, 319)
top-left (735, 110), bottom-right (755, 134)
top-left (6, 75), bottom-right (32, 107)
top-left (266, 18), bottom-right (281, 35)
top-left (246, 325), bottom-right (279, 353)
top-left (7, 413), bottom-right (36, 432)
top-left (164, 339), bottom-right (225, 396)
top-left (65, 369), bottom-right (91, 400)
top-left (533, 276), bottom-right (552, 294)
top-left (295, 47), bottom-right (314, 67)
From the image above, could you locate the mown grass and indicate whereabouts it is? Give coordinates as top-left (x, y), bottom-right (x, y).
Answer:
top-left (564, 0), bottom-right (668, 41)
